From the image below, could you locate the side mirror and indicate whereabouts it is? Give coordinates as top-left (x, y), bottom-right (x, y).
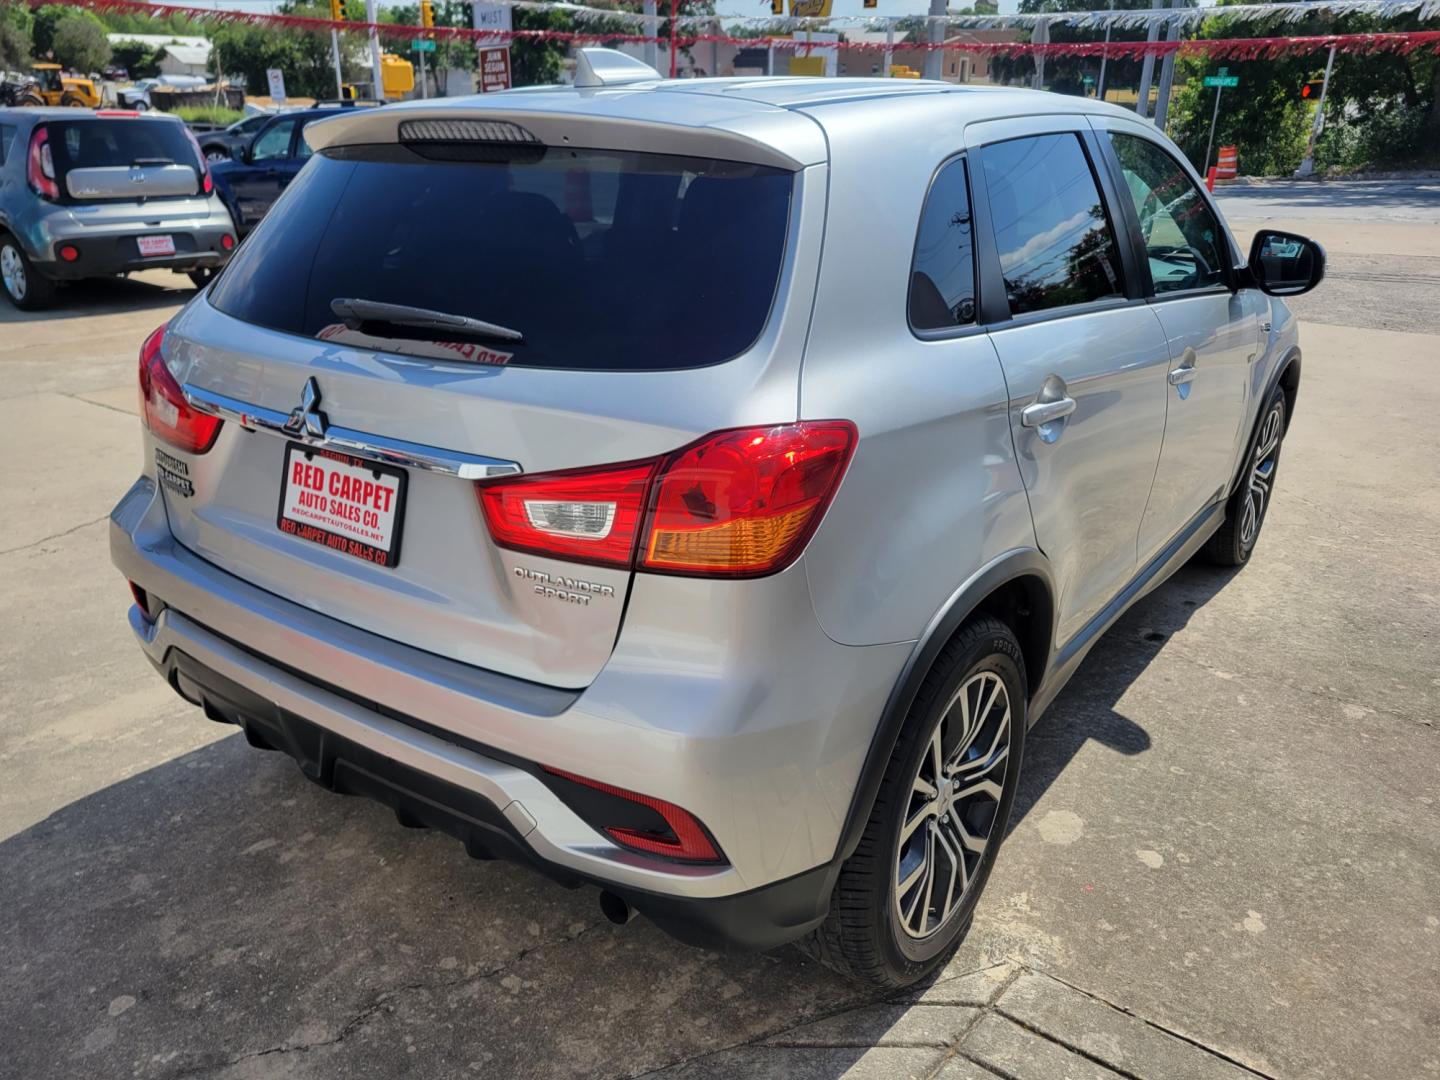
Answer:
top-left (1248, 229), bottom-right (1325, 297)
top-left (231, 143), bottom-right (247, 162)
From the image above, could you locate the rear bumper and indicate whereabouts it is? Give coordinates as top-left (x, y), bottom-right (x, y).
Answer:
top-left (111, 474), bottom-right (905, 949)
top-left (36, 226), bottom-right (232, 280)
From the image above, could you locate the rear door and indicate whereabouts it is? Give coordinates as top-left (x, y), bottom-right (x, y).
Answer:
top-left (1092, 120), bottom-right (1261, 562)
top-left (158, 129), bottom-right (812, 688)
top-left (971, 123), bottom-right (1172, 647)
top-left (227, 115), bottom-right (297, 230)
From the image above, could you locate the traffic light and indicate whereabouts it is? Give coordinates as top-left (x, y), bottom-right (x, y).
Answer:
top-left (1301, 77), bottom-right (1324, 100)
top-left (863, 0), bottom-right (877, 7)
top-left (329, 0), bottom-right (343, 21)
top-left (420, 0), bottom-right (434, 29)
top-left (771, 0), bottom-right (783, 13)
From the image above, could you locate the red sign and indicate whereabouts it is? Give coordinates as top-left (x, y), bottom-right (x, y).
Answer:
top-left (479, 46), bottom-right (511, 93)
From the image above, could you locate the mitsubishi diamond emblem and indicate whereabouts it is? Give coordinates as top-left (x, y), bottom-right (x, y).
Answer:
top-left (284, 377), bottom-right (328, 438)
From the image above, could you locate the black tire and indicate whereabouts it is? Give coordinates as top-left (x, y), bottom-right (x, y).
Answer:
top-left (0, 235), bottom-right (58, 311)
top-left (802, 615), bottom-right (1026, 987)
top-left (188, 268), bottom-right (217, 289)
top-left (1204, 385), bottom-right (1287, 567)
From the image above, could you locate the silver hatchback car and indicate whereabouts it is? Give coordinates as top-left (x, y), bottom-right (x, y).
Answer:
top-left (110, 53), bottom-right (1323, 988)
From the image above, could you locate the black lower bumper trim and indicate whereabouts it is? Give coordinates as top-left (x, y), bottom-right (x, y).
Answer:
top-left (152, 645), bottom-right (837, 952)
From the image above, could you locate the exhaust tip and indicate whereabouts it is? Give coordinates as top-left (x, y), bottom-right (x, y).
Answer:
top-left (598, 890), bottom-right (638, 926)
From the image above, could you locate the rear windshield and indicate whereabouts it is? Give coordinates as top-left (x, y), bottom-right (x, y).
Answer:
top-left (46, 119), bottom-right (198, 180)
top-left (208, 144), bottom-right (795, 372)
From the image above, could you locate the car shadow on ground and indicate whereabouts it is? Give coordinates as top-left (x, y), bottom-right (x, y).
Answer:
top-left (0, 560), bottom-right (1243, 1080)
top-left (0, 274), bottom-right (197, 324)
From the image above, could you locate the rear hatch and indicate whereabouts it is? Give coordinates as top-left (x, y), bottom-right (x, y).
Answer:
top-left (40, 116), bottom-right (209, 210)
top-left (157, 108), bottom-right (812, 688)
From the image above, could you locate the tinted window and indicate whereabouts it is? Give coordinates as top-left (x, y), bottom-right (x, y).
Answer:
top-left (1107, 133), bottom-right (1226, 294)
top-left (209, 145), bottom-right (793, 372)
top-left (250, 118), bottom-right (296, 161)
top-left (0, 125), bottom-right (13, 166)
top-left (46, 119), bottom-right (197, 178)
top-left (981, 133), bottom-right (1124, 316)
top-left (909, 156), bottom-right (976, 330)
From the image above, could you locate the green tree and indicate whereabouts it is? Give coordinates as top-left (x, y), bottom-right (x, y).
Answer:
top-left (1, 3), bottom-right (32, 70)
top-left (50, 11), bottom-right (110, 73)
top-left (108, 39), bottom-right (161, 79)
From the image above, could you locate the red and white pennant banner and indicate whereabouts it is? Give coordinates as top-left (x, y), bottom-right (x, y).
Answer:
top-left (27, 0), bottom-right (1440, 59)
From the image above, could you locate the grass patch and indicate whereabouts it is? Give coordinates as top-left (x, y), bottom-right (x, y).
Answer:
top-left (172, 105), bottom-right (244, 126)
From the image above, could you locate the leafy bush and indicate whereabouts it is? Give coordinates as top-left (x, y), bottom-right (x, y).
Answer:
top-left (1315, 99), bottom-right (1440, 173)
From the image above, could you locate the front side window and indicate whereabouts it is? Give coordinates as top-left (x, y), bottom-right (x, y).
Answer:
top-left (980, 133), bottom-right (1124, 316)
top-left (1107, 132), bottom-right (1226, 294)
top-left (909, 156), bottom-right (976, 331)
top-left (250, 118), bottom-right (297, 162)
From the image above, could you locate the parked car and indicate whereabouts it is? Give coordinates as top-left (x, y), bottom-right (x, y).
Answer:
top-left (110, 51), bottom-right (1322, 988)
top-left (194, 111), bottom-right (272, 163)
top-left (0, 109), bottom-right (236, 309)
top-left (209, 103), bottom-right (374, 235)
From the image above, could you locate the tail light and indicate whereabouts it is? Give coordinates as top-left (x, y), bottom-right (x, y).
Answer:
top-left (478, 421), bottom-right (856, 577)
top-left (27, 125), bottom-right (58, 200)
top-left (180, 125), bottom-right (213, 195)
top-left (543, 766), bottom-right (723, 863)
top-left (138, 324), bottom-right (222, 454)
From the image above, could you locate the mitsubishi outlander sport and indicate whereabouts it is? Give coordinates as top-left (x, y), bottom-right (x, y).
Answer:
top-left (110, 51), bottom-right (1323, 988)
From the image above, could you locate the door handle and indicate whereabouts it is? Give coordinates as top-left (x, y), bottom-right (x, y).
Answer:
top-left (1168, 366), bottom-right (1198, 386)
top-left (1021, 397), bottom-right (1077, 428)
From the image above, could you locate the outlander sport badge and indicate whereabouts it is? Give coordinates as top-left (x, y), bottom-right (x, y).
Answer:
top-left (284, 377), bottom-right (328, 439)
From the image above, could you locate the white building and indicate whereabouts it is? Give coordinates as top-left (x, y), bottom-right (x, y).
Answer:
top-left (105, 34), bottom-right (214, 78)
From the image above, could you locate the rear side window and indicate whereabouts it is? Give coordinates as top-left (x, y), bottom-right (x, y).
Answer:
top-left (209, 145), bottom-right (794, 372)
top-left (909, 156), bottom-right (976, 331)
top-left (1106, 132), bottom-right (1226, 294)
top-left (0, 125), bottom-right (13, 166)
top-left (980, 133), bottom-right (1124, 316)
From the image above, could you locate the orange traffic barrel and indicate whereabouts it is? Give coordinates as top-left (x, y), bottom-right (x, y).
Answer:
top-left (1214, 145), bottom-right (1238, 181)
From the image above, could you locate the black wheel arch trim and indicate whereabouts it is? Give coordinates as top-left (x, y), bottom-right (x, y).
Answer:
top-left (1229, 345), bottom-right (1300, 498)
top-left (833, 547), bottom-right (1057, 864)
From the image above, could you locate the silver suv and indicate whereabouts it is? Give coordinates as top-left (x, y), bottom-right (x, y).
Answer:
top-left (0, 109), bottom-right (235, 309)
top-left (109, 54), bottom-right (1323, 988)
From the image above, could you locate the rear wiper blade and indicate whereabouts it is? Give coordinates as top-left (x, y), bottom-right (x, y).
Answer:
top-left (331, 298), bottom-right (524, 344)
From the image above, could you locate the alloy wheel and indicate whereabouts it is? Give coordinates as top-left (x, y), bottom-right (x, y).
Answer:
top-left (1, 244), bottom-right (26, 301)
top-left (1240, 402), bottom-right (1283, 547)
top-left (894, 671), bottom-right (1011, 939)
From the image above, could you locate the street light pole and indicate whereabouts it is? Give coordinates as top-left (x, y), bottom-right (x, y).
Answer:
top-left (643, 0), bottom-right (658, 72)
top-left (1095, 0), bottom-right (1114, 101)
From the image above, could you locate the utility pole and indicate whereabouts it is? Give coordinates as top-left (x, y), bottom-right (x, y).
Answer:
top-left (328, 0), bottom-right (344, 99)
top-left (1095, 0), bottom-right (1114, 101)
top-left (365, 0), bottom-right (384, 100)
top-left (1135, 17), bottom-right (1159, 118)
top-left (1031, 17), bottom-right (1048, 90)
top-left (922, 0), bottom-right (945, 81)
top-left (1295, 44), bottom-right (1337, 178)
top-left (643, 0), bottom-right (658, 72)
top-left (1153, 0), bottom-right (1181, 130)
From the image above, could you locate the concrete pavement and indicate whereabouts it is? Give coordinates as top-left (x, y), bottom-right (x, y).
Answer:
top-left (1, 182), bottom-right (1437, 1080)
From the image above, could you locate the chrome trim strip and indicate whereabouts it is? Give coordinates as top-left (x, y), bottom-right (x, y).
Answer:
top-left (182, 383), bottom-right (523, 480)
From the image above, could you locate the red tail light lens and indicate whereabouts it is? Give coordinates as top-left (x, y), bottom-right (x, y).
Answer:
top-left (138, 324), bottom-right (222, 454)
top-left (180, 125), bottom-right (213, 195)
top-left (641, 421), bottom-right (857, 576)
top-left (478, 459), bottom-right (658, 569)
top-left (476, 421), bottom-right (857, 578)
top-left (27, 126), bottom-right (58, 200)
top-left (543, 766), bottom-right (723, 863)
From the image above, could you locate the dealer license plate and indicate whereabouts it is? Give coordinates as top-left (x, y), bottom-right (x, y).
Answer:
top-left (277, 443), bottom-right (407, 567)
top-left (137, 235), bottom-right (176, 257)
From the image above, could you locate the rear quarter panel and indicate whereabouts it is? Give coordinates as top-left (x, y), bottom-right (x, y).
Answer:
top-left (797, 95), bottom-right (1036, 647)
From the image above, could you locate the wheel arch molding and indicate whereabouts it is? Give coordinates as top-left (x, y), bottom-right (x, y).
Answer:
top-left (833, 548), bottom-right (1057, 865)
top-left (1230, 345), bottom-right (1301, 499)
